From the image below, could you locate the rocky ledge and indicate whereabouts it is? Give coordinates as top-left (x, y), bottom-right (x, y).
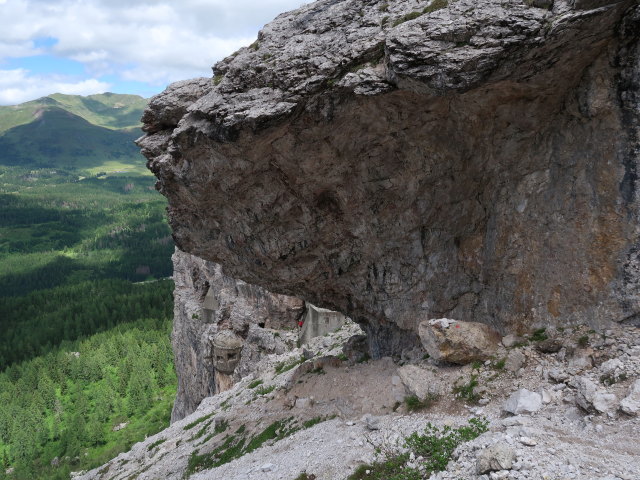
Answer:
top-left (139, 0), bottom-right (640, 356)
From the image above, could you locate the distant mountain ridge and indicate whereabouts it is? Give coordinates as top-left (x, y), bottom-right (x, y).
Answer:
top-left (0, 92), bottom-right (148, 132)
top-left (0, 93), bottom-right (149, 170)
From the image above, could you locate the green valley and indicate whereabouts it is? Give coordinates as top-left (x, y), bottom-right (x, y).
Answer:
top-left (0, 93), bottom-right (177, 479)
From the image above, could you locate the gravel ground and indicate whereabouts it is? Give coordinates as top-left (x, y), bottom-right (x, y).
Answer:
top-left (75, 322), bottom-right (640, 480)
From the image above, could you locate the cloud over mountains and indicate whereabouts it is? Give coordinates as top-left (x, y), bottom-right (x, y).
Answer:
top-left (0, 0), bottom-right (307, 104)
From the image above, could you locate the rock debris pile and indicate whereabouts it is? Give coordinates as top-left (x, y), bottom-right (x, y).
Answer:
top-left (76, 320), bottom-right (640, 480)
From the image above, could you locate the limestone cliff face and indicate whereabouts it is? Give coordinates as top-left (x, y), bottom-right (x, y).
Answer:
top-left (140, 0), bottom-right (640, 358)
top-left (171, 249), bottom-right (303, 421)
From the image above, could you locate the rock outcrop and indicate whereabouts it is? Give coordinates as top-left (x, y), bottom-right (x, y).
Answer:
top-left (139, 0), bottom-right (640, 357)
top-left (475, 443), bottom-right (516, 475)
top-left (503, 388), bottom-right (543, 415)
top-left (170, 249), bottom-right (303, 421)
top-left (620, 378), bottom-right (640, 415)
top-left (419, 318), bottom-right (500, 364)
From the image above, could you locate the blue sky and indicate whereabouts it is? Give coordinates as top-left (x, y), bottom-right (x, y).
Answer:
top-left (0, 0), bottom-right (308, 105)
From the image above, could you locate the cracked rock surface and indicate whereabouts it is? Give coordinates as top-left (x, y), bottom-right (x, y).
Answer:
top-left (139, 0), bottom-right (640, 355)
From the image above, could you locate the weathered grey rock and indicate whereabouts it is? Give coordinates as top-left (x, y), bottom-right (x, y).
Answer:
top-left (362, 414), bottom-right (381, 431)
top-left (536, 337), bottom-right (564, 354)
top-left (519, 436), bottom-right (538, 446)
top-left (342, 334), bottom-right (368, 363)
top-left (573, 376), bottom-right (618, 414)
top-left (476, 443), bottom-right (517, 474)
top-left (419, 318), bottom-right (500, 364)
top-left (235, 323), bottom-right (291, 380)
top-left (599, 358), bottom-right (626, 385)
top-left (505, 350), bottom-right (526, 373)
top-left (593, 392), bottom-right (618, 414)
top-left (530, 0), bottom-right (554, 8)
top-left (620, 379), bottom-right (640, 416)
top-left (572, 0), bottom-right (616, 9)
top-left (294, 397), bottom-right (314, 409)
top-left (401, 346), bottom-right (426, 364)
top-left (540, 389), bottom-right (553, 404)
top-left (112, 422), bottom-right (128, 432)
top-left (568, 349), bottom-right (594, 372)
top-left (503, 389), bottom-right (543, 415)
top-left (170, 249), bottom-right (304, 422)
top-left (548, 368), bottom-right (570, 383)
top-left (139, 0), bottom-right (640, 358)
top-left (261, 463), bottom-right (275, 472)
top-left (502, 335), bottom-right (525, 348)
top-left (397, 364), bottom-right (442, 399)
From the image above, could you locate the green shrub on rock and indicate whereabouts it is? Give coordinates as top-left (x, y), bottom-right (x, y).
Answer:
top-left (347, 417), bottom-right (488, 479)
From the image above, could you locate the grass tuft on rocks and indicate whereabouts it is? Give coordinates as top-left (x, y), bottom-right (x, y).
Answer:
top-left (214, 419), bottom-right (229, 434)
top-left (405, 393), bottom-right (439, 412)
top-left (275, 356), bottom-right (306, 374)
top-left (147, 438), bottom-right (166, 451)
top-left (183, 416), bottom-right (331, 478)
top-left (423, 0), bottom-right (449, 14)
top-left (391, 0), bottom-right (449, 26)
top-left (530, 328), bottom-right (548, 342)
top-left (294, 473), bottom-right (317, 480)
top-left (392, 11), bottom-right (422, 26)
top-left (452, 375), bottom-right (480, 403)
top-left (183, 412), bottom-right (215, 431)
top-left (255, 384), bottom-right (276, 396)
top-left (347, 417), bottom-right (488, 479)
top-left (248, 379), bottom-right (263, 389)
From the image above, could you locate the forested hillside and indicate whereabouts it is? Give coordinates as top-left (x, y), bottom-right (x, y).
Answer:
top-left (0, 167), bottom-right (175, 360)
top-left (0, 108), bottom-right (142, 169)
top-left (0, 93), bottom-right (147, 171)
top-left (0, 93), bottom-right (177, 478)
top-left (0, 315), bottom-right (176, 480)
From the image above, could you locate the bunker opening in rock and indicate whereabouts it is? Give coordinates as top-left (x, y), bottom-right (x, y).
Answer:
top-left (212, 330), bottom-right (243, 374)
top-left (299, 303), bottom-right (349, 345)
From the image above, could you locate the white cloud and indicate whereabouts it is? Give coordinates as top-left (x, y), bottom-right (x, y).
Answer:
top-left (0, 41), bottom-right (41, 60)
top-left (0, 68), bottom-right (111, 105)
top-left (0, 0), bottom-right (308, 92)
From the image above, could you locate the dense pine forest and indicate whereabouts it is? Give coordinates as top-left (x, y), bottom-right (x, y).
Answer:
top-left (0, 147), bottom-right (177, 478)
top-left (0, 315), bottom-right (176, 480)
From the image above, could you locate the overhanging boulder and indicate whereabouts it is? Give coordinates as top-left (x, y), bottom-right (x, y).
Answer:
top-left (139, 0), bottom-right (640, 357)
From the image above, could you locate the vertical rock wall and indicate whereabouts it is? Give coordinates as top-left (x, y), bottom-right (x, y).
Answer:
top-left (171, 249), bottom-right (304, 421)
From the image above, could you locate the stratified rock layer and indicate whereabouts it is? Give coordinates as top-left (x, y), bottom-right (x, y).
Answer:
top-left (139, 0), bottom-right (640, 357)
